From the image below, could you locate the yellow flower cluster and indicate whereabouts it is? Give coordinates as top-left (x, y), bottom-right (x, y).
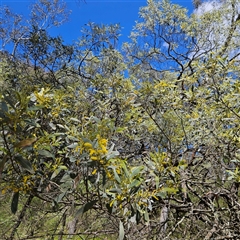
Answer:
top-left (34, 88), bottom-right (51, 107)
top-left (1, 175), bottom-right (34, 194)
top-left (83, 135), bottom-right (108, 163)
top-left (154, 81), bottom-right (169, 88)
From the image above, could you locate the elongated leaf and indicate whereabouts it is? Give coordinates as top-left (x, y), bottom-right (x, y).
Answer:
top-left (3, 95), bottom-right (15, 109)
top-left (0, 101), bottom-right (8, 118)
top-left (106, 150), bottom-right (119, 160)
top-left (51, 168), bottom-right (61, 179)
top-left (121, 161), bottom-right (129, 178)
top-left (144, 208), bottom-right (149, 223)
top-left (28, 105), bottom-right (44, 111)
top-left (15, 155), bottom-right (34, 173)
top-left (67, 142), bottom-right (78, 149)
top-left (0, 101), bottom-right (8, 113)
top-left (11, 191), bottom-right (19, 214)
top-left (118, 220), bottom-right (124, 240)
top-left (130, 166), bottom-right (144, 178)
top-left (109, 188), bottom-right (122, 194)
top-left (75, 200), bottom-right (98, 217)
top-left (129, 185), bottom-right (141, 195)
top-left (14, 138), bottom-right (37, 149)
top-left (70, 117), bottom-right (81, 123)
top-left (113, 168), bottom-right (121, 183)
top-left (129, 179), bottom-right (141, 189)
top-left (155, 175), bottom-right (159, 189)
top-left (38, 149), bottom-right (55, 159)
top-left (54, 191), bottom-right (67, 203)
top-left (136, 210), bottom-right (141, 224)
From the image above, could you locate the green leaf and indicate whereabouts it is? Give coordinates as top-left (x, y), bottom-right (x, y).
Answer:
top-left (113, 168), bottom-right (121, 183)
top-left (69, 156), bottom-right (76, 162)
top-left (155, 175), bottom-right (159, 189)
top-left (14, 138), bottom-right (37, 149)
top-left (38, 149), bottom-right (55, 159)
top-left (3, 95), bottom-right (15, 109)
top-left (121, 161), bottom-right (130, 178)
top-left (203, 162), bottom-right (212, 169)
top-left (59, 165), bottom-right (68, 170)
top-left (109, 188), bottom-right (122, 194)
top-left (57, 124), bottom-right (70, 131)
top-left (91, 116), bottom-right (100, 123)
top-left (162, 187), bottom-right (178, 194)
top-left (28, 105), bottom-right (45, 111)
top-left (106, 150), bottom-right (119, 160)
top-left (0, 101), bottom-right (8, 113)
top-left (70, 117), bottom-right (81, 123)
top-left (15, 155), bottom-right (34, 173)
top-left (106, 144), bottom-right (119, 160)
top-left (144, 208), bottom-right (149, 223)
top-left (67, 142), bottom-right (78, 149)
top-left (11, 191), bottom-right (19, 214)
top-left (136, 210), bottom-right (141, 224)
top-left (118, 220), bottom-right (124, 240)
top-left (130, 166), bottom-right (144, 178)
top-left (51, 167), bottom-right (62, 179)
top-left (75, 200), bottom-right (98, 217)
top-left (129, 185), bottom-right (141, 195)
top-left (129, 179), bottom-right (141, 189)
top-left (54, 191), bottom-right (67, 203)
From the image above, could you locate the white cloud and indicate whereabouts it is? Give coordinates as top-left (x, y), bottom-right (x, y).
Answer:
top-left (162, 42), bottom-right (169, 48)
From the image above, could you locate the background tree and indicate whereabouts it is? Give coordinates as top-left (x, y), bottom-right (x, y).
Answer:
top-left (193, 0), bottom-right (202, 9)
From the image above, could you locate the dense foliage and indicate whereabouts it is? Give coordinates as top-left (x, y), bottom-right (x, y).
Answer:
top-left (0, 0), bottom-right (239, 239)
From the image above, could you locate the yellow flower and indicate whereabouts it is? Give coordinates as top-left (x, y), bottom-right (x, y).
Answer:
top-left (99, 147), bottom-right (107, 155)
top-left (34, 88), bottom-right (51, 106)
top-left (117, 194), bottom-right (123, 201)
top-left (89, 149), bottom-right (96, 156)
top-left (154, 81), bottom-right (169, 88)
top-left (84, 142), bottom-right (93, 149)
top-left (23, 176), bottom-right (29, 184)
top-left (1, 188), bottom-right (6, 195)
top-left (110, 199), bottom-right (115, 207)
top-left (116, 168), bottom-right (121, 175)
top-left (99, 138), bottom-right (107, 146)
top-left (106, 171), bottom-right (113, 179)
top-left (92, 169), bottom-right (97, 175)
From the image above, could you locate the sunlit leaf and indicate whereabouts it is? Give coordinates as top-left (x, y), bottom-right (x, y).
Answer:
top-left (38, 149), bottom-right (55, 159)
top-left (14, 138), bottom-right (37, 149)
top-left (118, 220), bottom-right (124, 240)
top-left (129, 179), bottom-right (141, 189)
top-left (130, 166), bottom-right (144, 178)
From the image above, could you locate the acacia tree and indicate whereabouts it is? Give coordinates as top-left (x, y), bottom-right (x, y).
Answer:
top-left (123, 0), bottom-right (240, 238)
top-left (0, 0), bottom-right (240, 239)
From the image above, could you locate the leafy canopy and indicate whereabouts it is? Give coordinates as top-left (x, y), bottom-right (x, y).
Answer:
top-left (0, 0), bottom-right (240, 239)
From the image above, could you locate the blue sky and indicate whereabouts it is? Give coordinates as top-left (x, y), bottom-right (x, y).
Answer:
top-left (1, 0), bottom-right (194, 45)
